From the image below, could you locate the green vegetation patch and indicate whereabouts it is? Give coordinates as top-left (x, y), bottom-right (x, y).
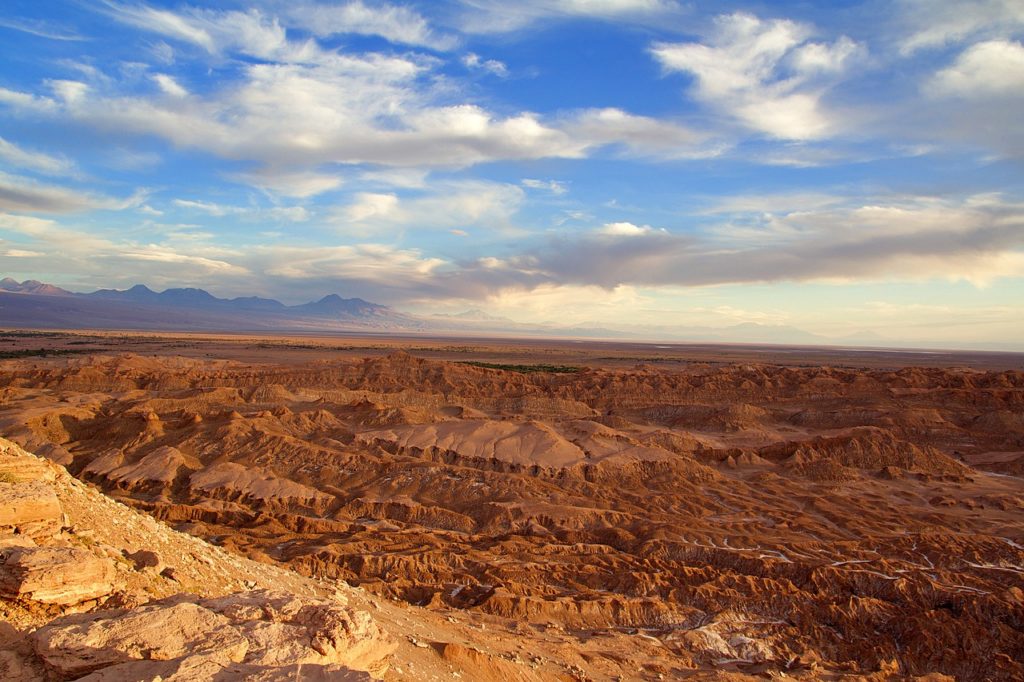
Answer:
top-left (0, 348), bottom-right (93, 359)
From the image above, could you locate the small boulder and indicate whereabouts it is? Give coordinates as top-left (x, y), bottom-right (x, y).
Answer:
top-left (30, 590), bottom-right (395, 680)
top-left (33, 601), bottom-right (249, 679)
top-left (0, 546), bottom-right (115, 605)
top-left (0, 481), bottom-right (63, 539)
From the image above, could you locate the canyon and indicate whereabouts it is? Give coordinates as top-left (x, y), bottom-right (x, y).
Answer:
top-left (0, 331), bottom-right (1022, 680)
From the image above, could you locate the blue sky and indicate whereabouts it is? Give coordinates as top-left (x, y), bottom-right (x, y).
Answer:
top-left (0, 0), bottom-right (1022, 347)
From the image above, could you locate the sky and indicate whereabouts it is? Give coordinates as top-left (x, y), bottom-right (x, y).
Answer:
top-left (0, 0), bottom-right (1022, 349)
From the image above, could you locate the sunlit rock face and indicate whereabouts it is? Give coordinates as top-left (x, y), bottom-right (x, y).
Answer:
top-left (1, 351), bottom-right (1022, 679)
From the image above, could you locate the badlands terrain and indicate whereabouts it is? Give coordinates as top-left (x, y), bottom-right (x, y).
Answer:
top-left (1, 330), bottom-right (1023, 680)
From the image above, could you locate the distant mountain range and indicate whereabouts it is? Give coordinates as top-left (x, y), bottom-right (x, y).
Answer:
top-left (3, 277), bottom-right (1017, 351)
top-left (0, 278), bottom-right (421, 332)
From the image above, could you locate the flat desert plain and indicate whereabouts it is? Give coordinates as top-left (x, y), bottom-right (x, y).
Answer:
top-left (1, 329), bottom-right (1023, 680)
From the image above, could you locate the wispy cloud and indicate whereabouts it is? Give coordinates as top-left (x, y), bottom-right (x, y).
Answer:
top-left (0, 17), bottom-right (86, 41)
top-left (522, 179), bottom-right (567, 195)
top-left (282, 1), bottom-right (456, 50)
top-left (173, 198), bottom-right (309, 222)
top-left (896, 0), bottom-right (1024, 54)
top-left (0, 172), bottom-right (143, 213)
top-left (0, 137), bottom-right (74, 175)
top-left (652, 13), bottom-right (863, 140)
top-left (463, 52), bottom-right (508, 77)
top-left (455, 0), bottom-right (683, 33)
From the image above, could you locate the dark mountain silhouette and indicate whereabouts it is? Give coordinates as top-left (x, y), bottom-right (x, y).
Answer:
top-left (292, 294), bottom-right (390, 318)
top-left (0, 279), bottom-right (420, 332)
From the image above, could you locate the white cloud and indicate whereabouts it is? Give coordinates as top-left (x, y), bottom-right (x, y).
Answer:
top-left (152, 73), bottom-right (188, 97)
top-left (456, 0), bottom-right (681, 33)
top-left (283, 1), bottom-right (456, 50)
top-left (522, 178), bottom-right (567, 195)
top-left (107, 3), bottom-right (217, 51)
top-left (929, 40), bottom-right (1024, 98)
top-left (337, 182), bottom-right (525, 233)
top-left (343, 192), bottom-right (400, 223)
top-left (29, 58), bottom-right (585, 169)
top-left (0, 212), bottom-right (59, 233)
top-left (898, 0), bottom-right (1024, 54)
top-left (0, 137), bottom-right (73, 175)
top-left (652, 13), bottom-right (863, 140)
top-left (172, 198), bottom-right (309, 222)
top-left (434, 193), bottom-right (1024, 295)
top-left (106, 4), bottom-right (295, 60)
top-left (260, 243), bottom-right (447, 290)
top-left (597, 221), bottom-right (662, 236)
top-left (230, 169), bottom-right (344, 198)
top-left (0, 211), bottom-right (252, 290)
top-left (2, 5), bottom-right (723, 176)
top-left (463, 53), bottom-right (509, 77)
top-left (359, 168), bottom-right (429, 189)
top-left (173, 199), bottom-right (237, 216)
top-left (3, 249), bottom-right (44, 258)
top-left (0, 17), bottom-right (85, 41)
top-left (569, 107), bottom-right (719, 158)
top-left (0, 172), bottom-right (143, 213)
top-left (0, 86), bottom-right (59, 112)
top-left (119, 245), bottom-right (248, 273)
top-left (700, 191), bottom-right (850, 215)
top-left (49, 79), bottom-right (89, 104)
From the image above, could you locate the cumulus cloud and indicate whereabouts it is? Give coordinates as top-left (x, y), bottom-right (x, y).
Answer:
top-left (3, 60), bottom-right (586, 171)
top-left (336, 182), bottom-right (525, 233)
top-left (568, 108), bottom-right (719, 158)
top-left (0, 4), bottom-right (722, 184)
top-left (342, 192), bottom-right (401, 223)
top-left (596, 221), bottom-right (663, 236)
top-left (910, 39), bottom-right (1024, 159)
top-left (929, 40), bottom-right (1024, 97)
top-left (651, 13), bottom-right (862, 140)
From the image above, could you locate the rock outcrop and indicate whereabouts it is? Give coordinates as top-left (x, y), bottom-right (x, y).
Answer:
top-left (0, 438), bottom-right (397, 682)
top-left (33, 591), bottom-right (394, 680)
top-left (0, 547), bottom-right (115, 606)
top-left (0, 481), bottom-right (63, 540)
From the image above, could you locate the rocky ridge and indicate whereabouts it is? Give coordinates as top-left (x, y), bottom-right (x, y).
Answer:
top-left (2, 351), bottom-right (1023, 679)
top-left (0, 438), bottom-right (396, 680)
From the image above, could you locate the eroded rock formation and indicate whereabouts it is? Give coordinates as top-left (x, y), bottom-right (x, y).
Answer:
top-left (1, 351), bottom-right (1022, 679)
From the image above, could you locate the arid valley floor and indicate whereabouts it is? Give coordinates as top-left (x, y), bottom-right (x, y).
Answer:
top-left (2, 330), bottom-right (1023, 680)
